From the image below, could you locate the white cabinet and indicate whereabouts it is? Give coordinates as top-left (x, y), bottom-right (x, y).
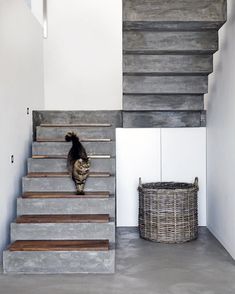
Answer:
top-left (161, 128), bottom-right (206, 226)
top-left (116, 128), bottom-right (206, 227)
top-left (116, 129), bottom-right (161, 227)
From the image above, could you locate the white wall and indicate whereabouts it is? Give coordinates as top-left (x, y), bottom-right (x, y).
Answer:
top-left (0, 0), bottom-right (44, 256)
top-left (43, 0), bottom-right (122, 110)
top-left (117, 128), bottom-right (206, 227)
top-left (206, 0), bottom-right (235, 259)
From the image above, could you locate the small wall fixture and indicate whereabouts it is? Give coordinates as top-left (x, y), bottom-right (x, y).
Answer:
top-left (43, 0), bottom-right (48, 39)
top-left (11, 155), bottom-right (14, 164)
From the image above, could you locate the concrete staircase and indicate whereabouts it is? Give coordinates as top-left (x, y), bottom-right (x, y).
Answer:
top-left (2, 0), bottom-right (228, 274)
top-left (3, 111), bottom-right (122, 274)
top-left (123, 0), bottom-right (227, 127)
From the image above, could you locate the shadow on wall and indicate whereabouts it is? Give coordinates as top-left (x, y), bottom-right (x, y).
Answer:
top-left (207, 0), bottom-right (235, 112)
top-left (206, 0), bottom-right (235, 260)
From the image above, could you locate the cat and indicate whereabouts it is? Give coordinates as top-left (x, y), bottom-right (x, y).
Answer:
top-left (65, 132), bottom-right (90, 195)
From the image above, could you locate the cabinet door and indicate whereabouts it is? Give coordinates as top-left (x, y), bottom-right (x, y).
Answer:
top-left (161, 128), bottom-right (207, 226)
top-left (116, 129), bottom-right (161, 226)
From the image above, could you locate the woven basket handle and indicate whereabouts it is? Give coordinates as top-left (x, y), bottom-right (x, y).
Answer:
top-left (139, 177), bottom-right (142, 187)
top-left (194, 177), bottom-right (199, 188)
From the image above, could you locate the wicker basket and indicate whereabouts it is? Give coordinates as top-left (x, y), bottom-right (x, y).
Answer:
top-left (138, 178), bottom-right (199, 243)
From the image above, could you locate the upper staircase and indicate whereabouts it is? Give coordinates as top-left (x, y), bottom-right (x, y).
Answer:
top-left (123, 0), bottom-right (227, 127)
top-left (3, 111), bottom-right (121, 274)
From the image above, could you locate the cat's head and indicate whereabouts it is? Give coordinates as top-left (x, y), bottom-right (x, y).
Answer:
top-left (65, 132), bottom-right (80, 142)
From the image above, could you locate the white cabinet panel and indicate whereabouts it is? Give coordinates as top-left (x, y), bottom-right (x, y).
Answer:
top-left (116, 129), bottom-right (161, 226)
top-left (161, 128), bottom-right (207, 226)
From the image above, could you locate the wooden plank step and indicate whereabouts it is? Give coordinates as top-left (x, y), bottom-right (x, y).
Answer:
top-left (37, 138), bottom-right (112, 143)
top-left (15, 214), bottom-right (110, 224)
top-left (32, 155), bottom-right (111, 159)
top-left (8, 240), bottom-right (109, 252)
top-left (40, 123), bottom-right (112, 127)
top-left (22, 191), bottom-right (110, 199)
top-left (27, 172), bottom-right (111, 178)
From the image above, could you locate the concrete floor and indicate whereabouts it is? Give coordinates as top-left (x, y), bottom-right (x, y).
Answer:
top-left (0, 227), bottom-right (235, 294)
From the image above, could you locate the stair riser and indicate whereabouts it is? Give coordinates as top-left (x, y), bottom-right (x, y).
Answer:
top-left (22, 177), bottom-right (115, 193)
top-left (27, 158), bottom-right (115, 174)
top-left (123, 31), bottom-right (218, 54)
top-left (123, 0), bottom-right (227, 23)
top-left (17, 198), bottom-right (115, 217)
top-left (123, 111), bottom-right (206, 128)
top-left (124, 55), bottom-right (213, 74)
top-left (123, 76), bottom-right (208, 94)
top-left (123, 94), bottom-right (204, 111)
top-left (37, 126), bottom-right (115, 141)
top-left (11, 223), bottom-right (115, 243)
top-left (3, 250), bottom-right (115, 274)
top-left (34, 111), bottom-right (122, 127)
top-left (32, 142), bottom-right (115, 157)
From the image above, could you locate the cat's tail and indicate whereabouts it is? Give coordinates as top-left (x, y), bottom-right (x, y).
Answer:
top-left (65, 132), bottom-right (80, 143)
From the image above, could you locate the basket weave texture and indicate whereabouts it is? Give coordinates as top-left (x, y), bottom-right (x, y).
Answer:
top-left (138, 178), bottom-right (199, 243)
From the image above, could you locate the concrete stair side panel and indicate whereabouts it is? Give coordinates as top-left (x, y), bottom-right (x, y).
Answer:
top-left (123, 0), bottom-right (227, 23)
top-left (123, 111), bottom-right (206, 128)
top-left (123, 76), bottom-right (208, 94)
top-left (123, 31), bottom-right (218, 54)
top-left (123, 55), bottom-right (213, 75)
top-left (123, 94), bottom-right (204, 111)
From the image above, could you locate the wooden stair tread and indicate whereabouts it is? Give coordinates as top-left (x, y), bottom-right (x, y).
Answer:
top-left (37, 138), bottom-right (112, 142)
top-left (32, 155), bottom-right (111, 159)
top-left (8, 240), bottom-right (109, 252)
top-left (22, 191), bottom-right (110, 199)
top-left (40, 123), bottom-right (112, 127)
top-left (27, 172), bottom-right (111, 178)
top-left (16, 214), bottom-right (110, 224)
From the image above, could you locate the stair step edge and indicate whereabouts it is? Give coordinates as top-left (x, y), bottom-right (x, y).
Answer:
top-left (7, 240), bottom-right (110, 252)
top-left (37, 138), bottom-right (113, 142)
top-left (22, 192), bottom-right (110, 199)
top-left (40, 123), bottom-right (112, 127)
top-left (15, 214), bottom-right (110, 223)
top-left (26, 172), bottom-right (112, 178)
top-left (31, 155), bottom-right (112, 159)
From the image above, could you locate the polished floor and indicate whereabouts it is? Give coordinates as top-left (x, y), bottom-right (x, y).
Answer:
top-left (0, 227), bottom-right (235, 294)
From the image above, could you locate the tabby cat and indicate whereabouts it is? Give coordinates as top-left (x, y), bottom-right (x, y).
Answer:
top-left (65, 132), bottom-right (90, 195)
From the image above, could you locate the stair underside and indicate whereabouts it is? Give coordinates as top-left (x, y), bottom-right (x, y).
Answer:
top-left (123, 0), bottom-right (226, 23)
top-left (15, 214), bottom-right (110, 224)
top-left (121, 0), bottom-right (227, 128)
top-left (8, 240), bottom-right (109, 252)
top-left (123, 20), bottom-right (225, 30)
